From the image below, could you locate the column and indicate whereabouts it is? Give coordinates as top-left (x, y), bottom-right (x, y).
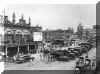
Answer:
top-left (17, 45), bottom-right (19, 56)
top-left (28, 44), bottom-right (29, 54)
top-left (5, 46), bottom-right (7, 61)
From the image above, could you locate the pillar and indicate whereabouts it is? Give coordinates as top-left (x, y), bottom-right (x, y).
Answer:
top-left (5, 46), bottom-right (8, 60)
top-left (17, 45), bottom-right (19, 56)
top-left (28, 44), bottom-right (29, 54)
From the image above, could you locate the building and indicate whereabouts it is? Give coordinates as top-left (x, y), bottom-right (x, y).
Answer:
top-left (43, 29), bottom-right (73, 47)
top-left (1, 13), bottom-right (42, 57)
top-left (82, 25), bottom-right (96, 41)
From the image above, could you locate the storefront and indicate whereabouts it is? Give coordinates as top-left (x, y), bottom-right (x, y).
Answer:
top-left (4, 42), bottom-right (38, 58)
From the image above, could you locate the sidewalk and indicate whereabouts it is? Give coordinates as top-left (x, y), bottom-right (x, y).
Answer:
top-left (82, 47), bottom-right (96, 60)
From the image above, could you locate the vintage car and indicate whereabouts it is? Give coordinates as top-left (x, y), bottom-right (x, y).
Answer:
top-left (74, 46), bottom-right (88, 54)
top-left (50, 49), bottom-right (74, 61)
top-left (50, 50), bottom-right (65, 57)
top-left (15, 54), bottom-right (32, 64)
top-left (56, 55), bottom-right (71, 61)
top-left (72, 50), bottom-right (80, 56)
top-left (79, 42), bottom-right (92, 51)
top-left (67, 47), bottom-right (80, 57)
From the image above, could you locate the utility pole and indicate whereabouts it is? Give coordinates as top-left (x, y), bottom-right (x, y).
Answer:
top-left (64, 29), bottom-right (66, 47)
top-left (3, 9), bottom-right (5, 24)
top-left (28, 43), bottom-right (29, 54)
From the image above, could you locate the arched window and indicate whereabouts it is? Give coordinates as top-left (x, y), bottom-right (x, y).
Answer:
top-left (15, 30), bottom-right (23, 44)
top-left (5, 29), bottom-right (13, 35)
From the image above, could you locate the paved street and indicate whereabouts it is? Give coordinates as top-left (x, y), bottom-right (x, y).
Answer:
top-left (5, 61), bottom-right (76, 70)
top-left (4, 47), bottom-right (96, 70)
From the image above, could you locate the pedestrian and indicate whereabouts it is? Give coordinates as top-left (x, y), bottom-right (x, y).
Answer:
top-left (84, 57), bottom-right (91, 70)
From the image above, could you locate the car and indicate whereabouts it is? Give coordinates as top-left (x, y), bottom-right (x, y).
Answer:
top-left (74, 47), bottom-right (82, 54)
top-left (15, 55), bottom-right (32, 64)
top-left (81, 47), bottom-right (87, 53)
top-left (68, 52), bottom-right (76, 59)
top-left (68, 47), bottom-right (74, 51)
top-left (74, 46), bottom-right (87, 54)
top-left (50, 50), bottom-right (72, 61)
top-left (52, 50), bottom-right (66, 56)
top-left (15, 57), bottom-right (25, 64)
top-left (79, 42), bottom-right (92, 51)
top-left (72, 50), bottom-right (80, 56)
top-left (67, 47), bottom-right (81, 56)
top-left (56, 55), bottom-right (71, 61)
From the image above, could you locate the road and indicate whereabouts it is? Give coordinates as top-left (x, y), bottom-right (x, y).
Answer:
top-left (4, 58), bottom-right (77, 70)
top-left (4, 47), bottom-right (96, 70)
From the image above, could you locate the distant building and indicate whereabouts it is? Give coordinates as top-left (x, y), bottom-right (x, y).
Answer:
top-left (82, 26), bottom-right (96, 41)
top-left (43, 29), bottom-right (73, 46)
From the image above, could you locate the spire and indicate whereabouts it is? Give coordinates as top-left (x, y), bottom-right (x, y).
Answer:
top-left (12, 12), bottom-right (16, 24)
top-left (28, 17), bottom-right (31, 25)
top-left (21, 14), bottom-right (24, 20)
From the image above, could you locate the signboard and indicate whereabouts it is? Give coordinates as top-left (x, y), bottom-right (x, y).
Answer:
top-left (33, 32), bottom-right (43, 41)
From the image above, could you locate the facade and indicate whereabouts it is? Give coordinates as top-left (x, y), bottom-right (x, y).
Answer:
top-left (1, 13), bottom-right (42, 57)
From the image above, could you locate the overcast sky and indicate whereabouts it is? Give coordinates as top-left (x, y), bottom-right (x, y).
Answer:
top-left (2, 4), bottom-right (96, 31)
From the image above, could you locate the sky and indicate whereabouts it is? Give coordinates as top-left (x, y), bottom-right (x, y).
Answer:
top-left (0, 4), bottom-right (96, 31)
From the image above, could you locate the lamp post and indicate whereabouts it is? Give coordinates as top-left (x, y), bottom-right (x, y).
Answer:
top-left (17, 37), bottom-right (20, 56)
top-left (5, 45), bottom-right (7, 61)
top-left (27, 43), bottom-right (29, 54)
top-left (64, 29), bottom-right (66, 47)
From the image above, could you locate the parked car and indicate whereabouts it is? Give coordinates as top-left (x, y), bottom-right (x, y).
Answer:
top-left (56, 55), bottom-right (71, 61)
top-left (15, 54), bottom-right (32, 64)
top-left (66, 48), bottom-right (76, 59)
top-left (79, 42), bottom-right (92, 51)
top-left (74, 47), bottom-right (82, 55)
top-left (50, 49), bottom-right (73, 61)
top-left (72, 50), bottom-right (80, 56)
top-left (68, 52), bottom-right (76, 59)
top-left (67, 47), bottom-right (80, 57)
top-left (74, 46), bottom-right (88, 54)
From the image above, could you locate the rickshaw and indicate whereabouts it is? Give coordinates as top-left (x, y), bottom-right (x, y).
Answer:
top-left (74, 56), bottom-right (94, 74)
top-left (74, 56), bottom-right (85, 74)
